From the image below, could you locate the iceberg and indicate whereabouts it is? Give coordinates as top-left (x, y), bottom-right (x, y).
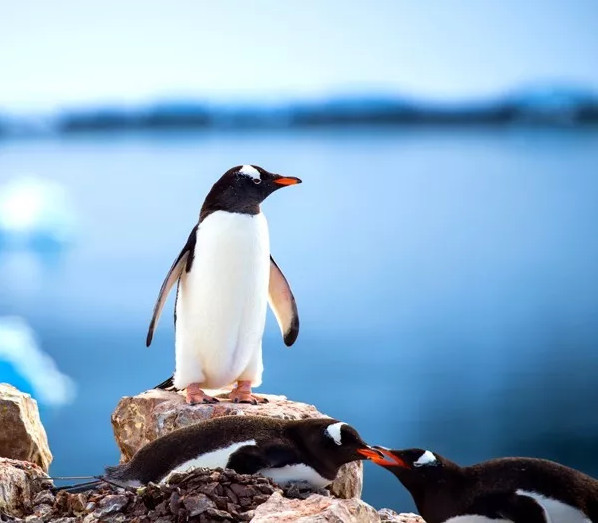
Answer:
top-left (0, 177), bottom-right (76, 249)
top-left (0, 316), bottom-right (75, 406)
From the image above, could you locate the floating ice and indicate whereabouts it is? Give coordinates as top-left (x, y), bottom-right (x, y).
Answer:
top-left (0, 177), bottom-right (76, 249)
top-left (0, 316), bottom-right (75, 406)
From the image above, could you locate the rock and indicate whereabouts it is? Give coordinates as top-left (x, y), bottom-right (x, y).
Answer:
top-left (378, 508), bottom-right (425, 522)
top-left (251, 492), bottom-right (380, 522)
top-left (0, 383), bottom-right (53, 471)
top-left (0, 457), bottom-right (51, 518)
top-left (111, 389), bottom-right (362, 498)
top-left (94, 494), bottom-right (130, 517)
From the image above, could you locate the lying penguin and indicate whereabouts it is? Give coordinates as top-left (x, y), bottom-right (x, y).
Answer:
top-left (362, 447), bottom-right (598, 523)
top-left (147, 165), bottom-right (301, 405)
top-left (61, 416), bottom-right (379, 492)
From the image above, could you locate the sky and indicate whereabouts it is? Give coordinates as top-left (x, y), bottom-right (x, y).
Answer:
top-left (1, 1), bottom-right (597, 110)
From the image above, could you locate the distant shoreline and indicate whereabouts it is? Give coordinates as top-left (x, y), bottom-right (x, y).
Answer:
top-left (2, 87), bottom-right (598, 136)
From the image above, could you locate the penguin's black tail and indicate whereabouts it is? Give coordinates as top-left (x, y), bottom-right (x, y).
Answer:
top-left (154, 375), bottom-right (176, 390)
top-left (53, 480), bottom-right (103, 494)
top-left (50, 476), bottom-right (104, 494)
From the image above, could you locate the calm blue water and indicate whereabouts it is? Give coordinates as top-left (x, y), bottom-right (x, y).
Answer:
top-left (1, 127), bottom-right (598, 512)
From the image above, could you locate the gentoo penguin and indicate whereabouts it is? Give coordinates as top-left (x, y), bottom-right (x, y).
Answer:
top-left (146, 165), bottom-right (301, 405)
top-left (360, 447), bottom-right (598, 523)
top-left (63, 416), bottom-right (378, 492)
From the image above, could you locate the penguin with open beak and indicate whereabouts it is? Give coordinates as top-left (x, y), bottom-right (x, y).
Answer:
top-left (360, 447), bottom-right (598, 523)
top-left (61, 416), bottom-right (380, 492)
top-left (147, 165), bottom-right (301, 404)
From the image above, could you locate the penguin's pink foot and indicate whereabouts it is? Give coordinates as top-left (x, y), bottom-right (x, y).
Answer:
top-left (186, 383), bottom-right (219, 405)
top-left (228, 380), bottom-right (269, 405)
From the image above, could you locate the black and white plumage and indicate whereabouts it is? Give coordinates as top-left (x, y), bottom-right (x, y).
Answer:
top-left (146, 165), bottom-right (301, 404)
top-left (362, 447), bottom-right (598, 523)
top-left (71, 416), bottom-right (375, 491)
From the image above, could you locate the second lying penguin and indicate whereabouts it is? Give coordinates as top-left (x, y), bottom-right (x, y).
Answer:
top-left (364, 447), bottom-right (598, 523)
top-left (89, 416), bottom-right (376, 490)
top-left (147, 165), bottom-right (301, 405)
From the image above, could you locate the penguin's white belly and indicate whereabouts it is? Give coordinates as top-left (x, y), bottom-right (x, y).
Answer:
top-left (162, 439), bottom-right (257, 483)
top-left (258, 464), bottom-right (331, 488)
top-left (516, 490), bottom-right (591, 523)
top-left (174, 211), bottom-right (270, 389)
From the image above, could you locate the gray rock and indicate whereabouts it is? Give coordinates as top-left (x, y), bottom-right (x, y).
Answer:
top-left (93, 494), bottom-right (129, 517)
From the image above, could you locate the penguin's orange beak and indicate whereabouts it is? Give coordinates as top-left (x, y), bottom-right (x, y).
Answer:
top-left (358, 447), bottom-right (408, 467)
top-left (273, 176), bottom-right (302, 186)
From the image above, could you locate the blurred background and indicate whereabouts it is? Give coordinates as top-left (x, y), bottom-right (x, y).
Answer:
top-left (1, 0), bottom-right (598, 512)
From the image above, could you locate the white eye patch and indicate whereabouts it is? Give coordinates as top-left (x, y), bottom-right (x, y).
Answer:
top-left (325, 422), bottom-right (346, 446)
top-left (238, 165), bottom-right (261, 181)
top-left (414, 450), bottom-right (437, 467)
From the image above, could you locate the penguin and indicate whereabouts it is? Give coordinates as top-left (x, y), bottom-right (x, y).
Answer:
top-left (359, 447), bottom-right (598, 523)
top-left (146, 165), bottom-right (301, 405)
top-left (62, 416), bottom-right (379, 492)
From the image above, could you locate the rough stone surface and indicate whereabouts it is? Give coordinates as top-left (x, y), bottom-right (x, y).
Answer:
top-left (252, 492), bottom-right (380, 522)
top-left (21, 468), bottom-right (281, 522)
top-left (6, 461), bottom-right (424, 522)
top-left (378, 508), bottom-right (425, 522)
top-left (0, 383), bottom-right (53, 471)
top-left (111, 389), bottom-right (363, 498)
top-left (0, 457), bottom-right (52, 518)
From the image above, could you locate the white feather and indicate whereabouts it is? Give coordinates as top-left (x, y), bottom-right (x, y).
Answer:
top-left (259, 463), bottom-right (330, 488)
top-left (517, 490), bottom-right (591, 523)
top-left (325, 422), bottom-right (345, 446)
top-left (414, 450), bottom-right (437, 467)
top-left (238, 165), bottom-right (261, 180)
top-left (174, 211), bottom-right (270, 389)
top-left (163, 439), bottom-right (257, 482)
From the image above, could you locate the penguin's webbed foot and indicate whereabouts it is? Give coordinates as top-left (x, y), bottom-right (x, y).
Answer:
top-left (228, 380), bottom-right (269, 405)
top-left (186, 384), bottom-right (219, 405)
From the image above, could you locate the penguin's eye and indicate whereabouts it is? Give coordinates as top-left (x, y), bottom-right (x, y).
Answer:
top-left (253, 178), bottom-right (262, 185)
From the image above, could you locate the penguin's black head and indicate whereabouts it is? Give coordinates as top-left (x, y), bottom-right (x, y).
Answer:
top-left (360, 447), bottom-right (461, 483)
top-left (201, 165), bottom-right (301, 219)
top-left (295, 419), bottom-right (380, 467)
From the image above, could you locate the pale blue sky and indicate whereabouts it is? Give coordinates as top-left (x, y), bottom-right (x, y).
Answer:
top-left (1, 0), bottom-right (597, 109)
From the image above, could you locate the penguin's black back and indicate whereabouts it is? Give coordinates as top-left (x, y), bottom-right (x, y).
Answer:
top-left (105, 416), bottom-right (326, 485)
top-left (467, 457), bottom-right (598, 519)
top-left (392, 452), bottom-right (598, 523)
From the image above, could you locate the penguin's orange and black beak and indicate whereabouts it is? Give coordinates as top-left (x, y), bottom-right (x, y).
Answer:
top-left (273, 176), bottom-right (302, 186)
top-left (358, 447), bottom-right (408, 468)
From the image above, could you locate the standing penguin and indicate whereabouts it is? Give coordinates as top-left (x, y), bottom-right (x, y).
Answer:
top-left (361, 447), bottom-right (598, 523)
top-left (147, 165), bottom-right (301, 404)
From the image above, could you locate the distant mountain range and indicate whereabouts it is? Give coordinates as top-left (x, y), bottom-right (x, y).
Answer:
top-left (1, 85), bottom-right (597, 136)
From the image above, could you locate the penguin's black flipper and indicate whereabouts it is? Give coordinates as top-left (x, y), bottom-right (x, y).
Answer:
top-left (472, 492), bottom-right (547, 523)
top-left (227, 443), bottom-right (298, 475)
top-left (268, 255), bottom-right (299, 347)
top-left (154, 376), bottom-right (176, 390)
top-left (146, 225), bottom-right (198, 347)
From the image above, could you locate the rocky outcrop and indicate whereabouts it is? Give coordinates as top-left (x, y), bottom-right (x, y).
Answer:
top-left (19, 468), bottom-right (281, 522)
top-left (0, 385), bottom-right (425, 521)
top-left (0, 383), bottom-right (53, 471)
top-left (10, 467), bottom-right (425, 523)
top-left (252, 493), bottom-right (425, 522)
top-left (252, 492), bottom-right (379, 522)
top-left (378, 508), bottom-right (425, 522)
top-left (111, 389), bottom-right (362, 499)
top-left (0, 457), bottom-right (51, 518)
